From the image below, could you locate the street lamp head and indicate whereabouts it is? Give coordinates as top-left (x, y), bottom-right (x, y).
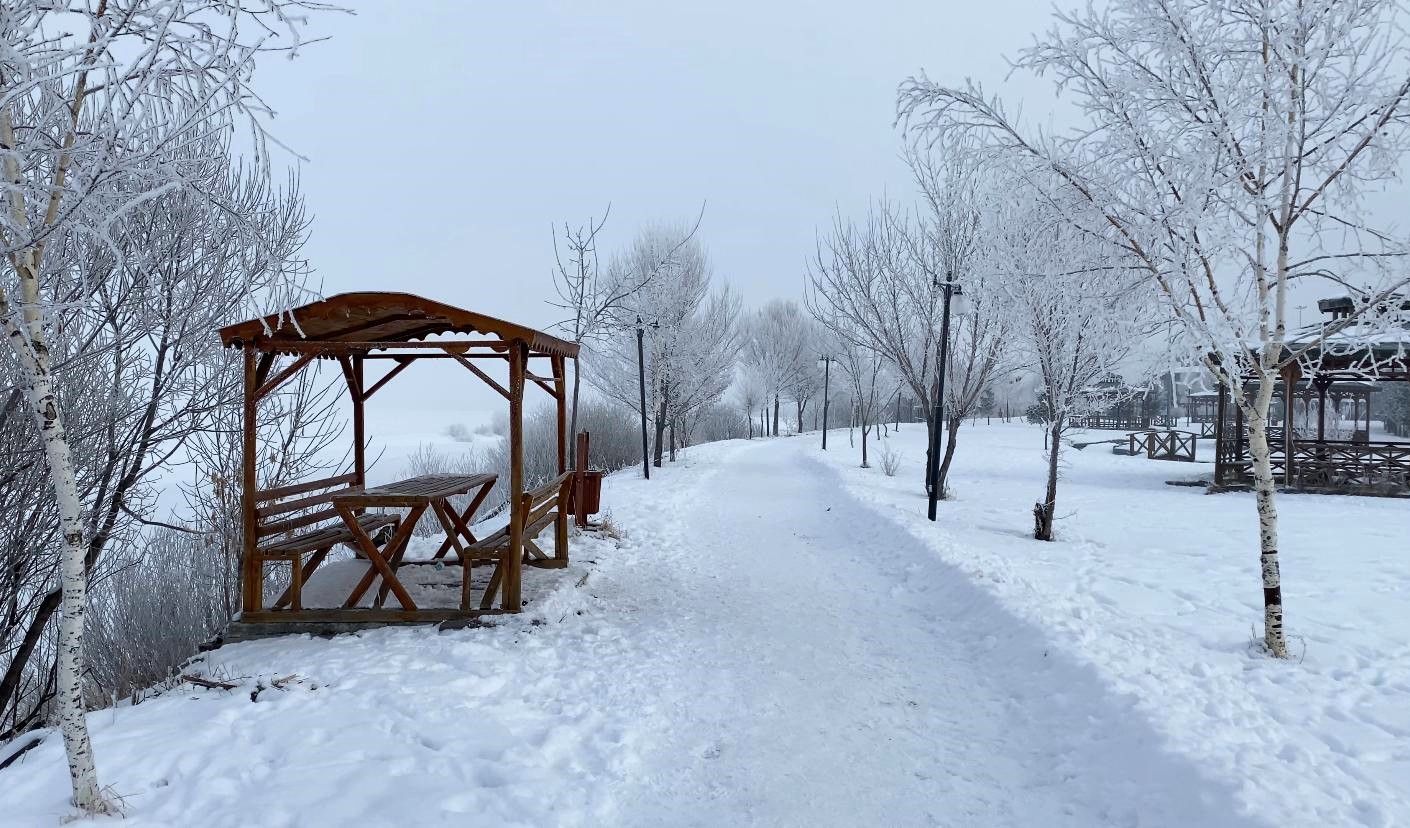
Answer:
top-left (951, 288), bottom-right (971, 318)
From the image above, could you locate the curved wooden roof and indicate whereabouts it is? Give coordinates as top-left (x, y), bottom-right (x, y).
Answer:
top-left (218, 292), bottom-right (579, 358)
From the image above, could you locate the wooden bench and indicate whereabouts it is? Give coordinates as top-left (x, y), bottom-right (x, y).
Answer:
top-left (253, 473), bottom-right (399, 611)
top-left (459, 471), bottom-right (572, 610)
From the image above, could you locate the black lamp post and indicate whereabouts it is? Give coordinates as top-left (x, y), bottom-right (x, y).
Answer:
top-left (635, 316), bottom-right (656, 480)
top-left (819, 355), bottom-right (832, 450)
top-left (926, 274), bottom-right (967, 522)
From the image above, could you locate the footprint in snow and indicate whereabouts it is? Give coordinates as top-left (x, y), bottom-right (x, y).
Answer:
top-left (701, 742), bottom-right (723, 760)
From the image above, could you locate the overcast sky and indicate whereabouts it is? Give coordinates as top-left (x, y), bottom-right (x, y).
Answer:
top-left (251, 0), bottom-right (1060, 447)
top-left (260, 1), bottom-right (1060, 317)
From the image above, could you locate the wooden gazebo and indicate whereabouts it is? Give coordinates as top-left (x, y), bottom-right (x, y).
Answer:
top-left (1213, 296), bottom-right (1410, 495)
top-left (218, 292), bottom-right (580, 627)
top-left (1186, 391), bottom-right (1219, 437)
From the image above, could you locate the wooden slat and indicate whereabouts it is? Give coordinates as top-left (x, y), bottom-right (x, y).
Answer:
top-left (522, 501), bottom-right (557, 534)
top-left (256, 473), bottom-right (358, 503)
top-left (257, 506), bottom-right (340, 538)
top-left (258, 514), bottom-right (398, 555)
top-left (523, 471), bottom-right (572, 507)
top-left (256, 488), bottom-right (342, 518)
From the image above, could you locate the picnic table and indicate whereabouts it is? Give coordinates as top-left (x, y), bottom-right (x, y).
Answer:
top-left (333, 473), bottom-right (497, 611)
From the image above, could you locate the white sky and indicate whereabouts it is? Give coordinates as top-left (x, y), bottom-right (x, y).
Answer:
top-left (252, 0), bottom-right (1058, 445)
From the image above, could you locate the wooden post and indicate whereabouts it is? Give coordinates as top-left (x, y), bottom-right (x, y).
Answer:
top-left (504, 341), bottom-right (526, 611)
top-left (574, 431), bottom-right (590, 529)
top-left (1214, 384), bottom-right (1227, 478)
top-left (352, 355), bottom-right (366, 488)
top-left (241, 345), bottom-right (261, 614)
top-left (553, 354), bottom-right (570, 563)
top-left (553, 355), bottom-right (567, 475)
top-left (1317, 381), bottom-right (1327, 442)
top-left (1282, 367), bottom-right (1297, 483)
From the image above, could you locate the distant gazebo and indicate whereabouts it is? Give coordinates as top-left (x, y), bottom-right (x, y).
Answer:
top-left (1213, 296), bottom-right (1410, 495)
top-left (1185, 391), bottom-right (1219, 437)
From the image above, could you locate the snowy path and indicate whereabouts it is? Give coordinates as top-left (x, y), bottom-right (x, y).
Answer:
top-left (607, 439), bottom-right (1261, 827)
top-left (3, 435), bottom-right (1309, 826)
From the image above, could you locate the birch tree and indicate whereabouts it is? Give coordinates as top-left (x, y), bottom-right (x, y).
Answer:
top-left (899, 0), bottom-right (1410, 657)
top-left (0, 1), bottom-right (324, 810)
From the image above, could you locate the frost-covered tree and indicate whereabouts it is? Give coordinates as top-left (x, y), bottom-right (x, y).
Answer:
top-left (743, 300), bottom-right (816, 436)
top-left (551, 207), bottom-right (700, 463)
top-left (900, 0), bottom-right (1410, 657)
top-left (986, 184), bottom-right (1152, 541)
top-left (585, 230), bottom-right (739, 465)
top-left (808, 148), bottom-right (1006, 496)
top-left (0, 2), bottom-right (325, 809)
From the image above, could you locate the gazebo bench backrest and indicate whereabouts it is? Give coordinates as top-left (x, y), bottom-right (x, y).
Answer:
top-left (253, 473), bottom-right (362, 542)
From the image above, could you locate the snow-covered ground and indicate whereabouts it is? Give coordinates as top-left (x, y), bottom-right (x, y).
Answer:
top-left (818, 421), bottom-right (1410, 827)
top-left (0, 423), bottom-right (1405, 826)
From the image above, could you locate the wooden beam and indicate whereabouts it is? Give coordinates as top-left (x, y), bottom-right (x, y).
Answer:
top-left (451, 352), bottom-right (511, 399)
top-left (238, 608), bottom-right (500, 625)
top-left (361, 352), bottom-right (508, 360)
top-left (529, 377), bottom-right (558, 397)
top-left (254, 352), bottom-right (276, 386)
top-left (253, 353), bottom-right (316, 401)
top-left (363, 357), bottom-right (415, 399)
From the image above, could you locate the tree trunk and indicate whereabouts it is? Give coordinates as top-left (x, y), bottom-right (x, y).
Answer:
top-left (1245, 394), bottom-right (1290, 658)
top-left (861, 423), bottom-right (870, 468)
top-left (8, 338), bottom-right (107, 811)
top-left (1034, 420), bottom-right (1062, 541)
top-left (652, 396), bottom-right (667, 468)
top-left (772, 394), bottom-right (780, 437)
top-left (935, 416), bottom-right (961, 499)
top-left (796, 399), bottom-right (805, 434)
top-left (0, 260), bottom-right (111, 814)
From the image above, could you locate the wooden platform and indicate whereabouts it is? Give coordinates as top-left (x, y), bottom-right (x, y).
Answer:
top-left (221, 608), bottom-right (506, 643)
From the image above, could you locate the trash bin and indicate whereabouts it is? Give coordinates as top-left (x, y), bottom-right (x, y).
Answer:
top-left (578, 470), bottom-right (604, 516)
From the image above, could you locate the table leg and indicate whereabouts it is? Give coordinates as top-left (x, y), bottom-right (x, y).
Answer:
top-left (432, 481), bottom-right (493, 559)
top-left (374, 512), bottom-right (422, 608)
top-left (340, 504), bottom-right (420, 611)
top-left (429, 500), bottom-right (477, 612)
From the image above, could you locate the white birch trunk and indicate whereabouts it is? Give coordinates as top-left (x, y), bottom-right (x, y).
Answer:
top-left (1242, 381), bottom-right (1289, 658)
top-left (1, 112), bottom-right (112, 813)
top-left (0, 308), bottom-right (111, 813)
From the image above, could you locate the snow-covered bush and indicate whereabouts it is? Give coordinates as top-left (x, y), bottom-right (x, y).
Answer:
top-left (879, 443), bottom-right (902, 477)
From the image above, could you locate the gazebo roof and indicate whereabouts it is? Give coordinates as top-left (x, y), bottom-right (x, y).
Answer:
top-left (218, 292), bottom-right (579, 358)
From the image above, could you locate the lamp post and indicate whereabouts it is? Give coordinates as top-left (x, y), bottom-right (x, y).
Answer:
top-left (818, 355), bottom-right (832, 450)
top-left (635, 316), bottom-right (656, 480)
top-left (926, 274), bottom-right (968, 521)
